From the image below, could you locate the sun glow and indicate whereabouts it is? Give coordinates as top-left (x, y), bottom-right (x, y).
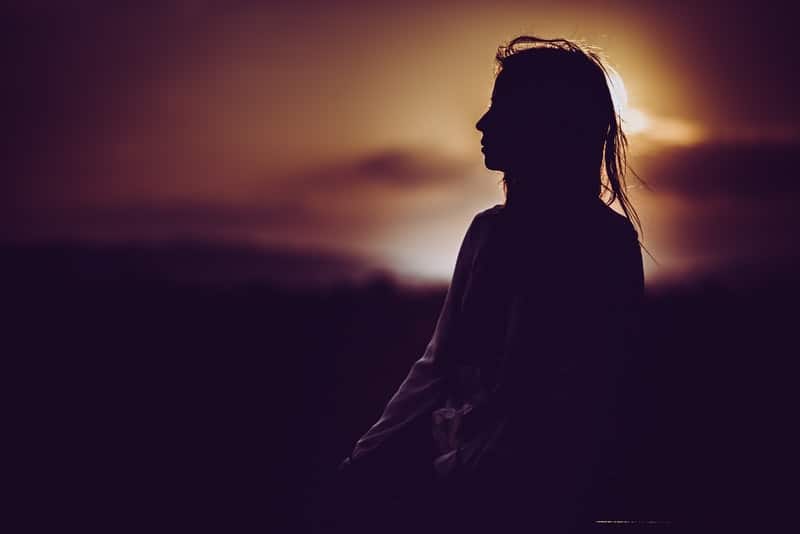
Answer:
top-left (606, 67), bottom-right (647, 135)
top-left (606, 67), bottom-right (704, 145)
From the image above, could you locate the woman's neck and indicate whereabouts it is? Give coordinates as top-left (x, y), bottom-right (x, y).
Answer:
top-left (503, 180), bottom-right (602, 215)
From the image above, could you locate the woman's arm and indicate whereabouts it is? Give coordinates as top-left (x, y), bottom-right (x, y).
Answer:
top-left (349, 211), bottom-right (487, 461)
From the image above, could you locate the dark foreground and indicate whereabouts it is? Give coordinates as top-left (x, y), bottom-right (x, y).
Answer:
top-left (6, 245), bottom-right (796, 533)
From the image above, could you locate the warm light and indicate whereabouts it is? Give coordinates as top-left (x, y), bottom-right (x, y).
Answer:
top-left (606, 66), bottom-right (704, 145)
top-left (606, 67), bottom-right (648, 135)
top-left (620, 107), bottom-right (651, 135)
top-left (605, 67), bottom-right (630, 117)
top-left (643, 114), bottom-right (706, 145)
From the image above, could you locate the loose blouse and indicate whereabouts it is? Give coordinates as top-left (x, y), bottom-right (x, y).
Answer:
top-left (349, 201), bottom-right (645, 474)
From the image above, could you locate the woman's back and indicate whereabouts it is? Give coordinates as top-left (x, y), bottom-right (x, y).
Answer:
top-left (449, 200), bottom-right (644, 533)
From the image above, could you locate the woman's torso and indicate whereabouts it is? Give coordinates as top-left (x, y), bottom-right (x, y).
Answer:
top-left (450, 201), bottom-right (645, 526)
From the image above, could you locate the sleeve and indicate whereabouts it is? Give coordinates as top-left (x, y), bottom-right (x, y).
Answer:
top-left (349, 213), bottom-right (483, 461)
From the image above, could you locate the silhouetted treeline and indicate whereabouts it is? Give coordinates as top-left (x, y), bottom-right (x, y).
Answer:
top-left (6, 247), bottom-right (797, 533)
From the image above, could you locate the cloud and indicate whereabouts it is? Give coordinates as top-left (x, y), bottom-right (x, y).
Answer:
top-left (2, 199), bottom-right (316, 242)
top-left (632, 141), bottom-right (800, 283)
top-left (635, 142), bottom-right (800, 200)
top-left (2, 238), bottom-right (381, 288)
top-left (290, 147), bottom-right (475, 190)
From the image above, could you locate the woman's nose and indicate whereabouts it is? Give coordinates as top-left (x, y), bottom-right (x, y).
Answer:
top-left (476, 111), bottom-right (488, 132)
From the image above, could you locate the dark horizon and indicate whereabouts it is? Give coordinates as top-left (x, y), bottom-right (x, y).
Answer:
top-left (9, 247), bottom-right (796, 532)
top-left (5, 227), bottom-right (800, 293)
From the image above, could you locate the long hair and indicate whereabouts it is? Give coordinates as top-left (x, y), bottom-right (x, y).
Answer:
top-left (493, 35), bottom-right (644, 236)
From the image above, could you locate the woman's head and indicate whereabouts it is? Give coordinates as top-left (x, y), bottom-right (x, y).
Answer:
top-left (476, 35), bottom-right (640, 229)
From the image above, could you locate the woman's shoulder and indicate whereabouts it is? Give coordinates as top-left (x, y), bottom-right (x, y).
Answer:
top-left (605, 207), bottom-right (640, 244)
top-left (475, 203), bottom-right (506, 221)
top-left (469, 201), bottom-right (638, 246)
top-left (463, 204), bottom-right (505, 237)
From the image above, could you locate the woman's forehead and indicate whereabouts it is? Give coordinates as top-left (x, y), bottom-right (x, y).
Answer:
top-left (492, 70), bottom-right (541, 101)
top-left (493, 71), bottom-right (514, 94)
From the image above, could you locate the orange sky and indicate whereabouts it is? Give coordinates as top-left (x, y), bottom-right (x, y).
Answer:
top-left (5, 1), bottom-right (800, 286)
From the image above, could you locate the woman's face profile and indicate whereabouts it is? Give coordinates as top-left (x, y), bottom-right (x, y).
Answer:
top-left (475, 69), bottom-right (560, 174)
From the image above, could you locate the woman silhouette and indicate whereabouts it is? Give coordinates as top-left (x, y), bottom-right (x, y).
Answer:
top-left (337, 36), bottom-right (645, 534)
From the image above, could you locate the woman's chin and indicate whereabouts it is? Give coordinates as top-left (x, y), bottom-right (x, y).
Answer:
top-left (482, 155), bottom-right (504, 171)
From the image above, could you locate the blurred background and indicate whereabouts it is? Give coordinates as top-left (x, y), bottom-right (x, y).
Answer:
top-left (5, 1), bottom-right (798, 532)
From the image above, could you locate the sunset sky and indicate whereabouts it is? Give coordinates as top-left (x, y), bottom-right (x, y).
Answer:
top-left (5, 1), bottom-right (800, 286)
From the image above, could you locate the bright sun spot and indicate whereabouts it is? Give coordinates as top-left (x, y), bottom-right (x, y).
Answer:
top-left (605, 67), bottom-right (630, 114)
top-left (606, 67), bottom-right (704, 145)
top-left (605, 67), bottom-right (649, 134)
